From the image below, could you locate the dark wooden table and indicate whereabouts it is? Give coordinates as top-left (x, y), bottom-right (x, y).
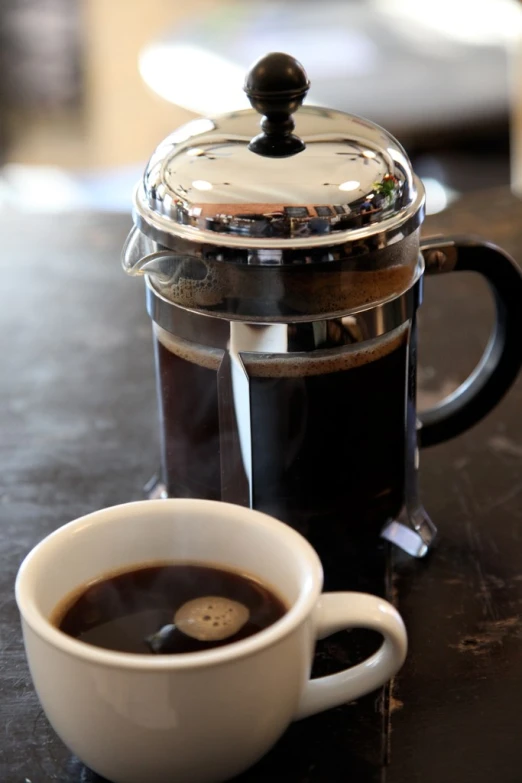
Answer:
top-left (2, 188), bottom-right (522, 782)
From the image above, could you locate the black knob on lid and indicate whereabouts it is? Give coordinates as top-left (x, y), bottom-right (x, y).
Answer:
top-left (244, 52), bottom-right (310, 158)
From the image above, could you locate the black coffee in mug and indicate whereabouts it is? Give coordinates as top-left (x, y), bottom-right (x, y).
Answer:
top-left (52, 563), bottom-right (287, 654)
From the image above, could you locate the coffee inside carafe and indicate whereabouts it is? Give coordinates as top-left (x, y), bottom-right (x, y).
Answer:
top-left (154, 316), bottom-right (411, 545)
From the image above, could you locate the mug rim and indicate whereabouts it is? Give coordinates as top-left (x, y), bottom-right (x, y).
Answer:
top-left (15, 499), bottom-right (323, 670)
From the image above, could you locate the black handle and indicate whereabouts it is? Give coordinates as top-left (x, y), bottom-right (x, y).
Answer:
top-left (418, 235), bottom-right (522, 448)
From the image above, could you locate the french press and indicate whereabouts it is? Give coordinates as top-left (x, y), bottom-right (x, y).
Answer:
top-left (122, 53), bottom-right (522, 559)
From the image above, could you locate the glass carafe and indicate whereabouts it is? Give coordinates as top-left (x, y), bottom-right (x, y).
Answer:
top-left (123, 53), bottom-right (522, 560)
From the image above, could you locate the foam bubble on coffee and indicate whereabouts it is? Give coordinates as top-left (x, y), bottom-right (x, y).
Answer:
top-left (157, 257), bottom-right (227, 308)
top-left (174, 596), bottom-right (250, 641)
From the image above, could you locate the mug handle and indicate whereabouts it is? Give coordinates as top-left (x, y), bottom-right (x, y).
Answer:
top-left (295, 593), bottom-right (407, 720)
top-left (418, 235), bottom-right (522, 448)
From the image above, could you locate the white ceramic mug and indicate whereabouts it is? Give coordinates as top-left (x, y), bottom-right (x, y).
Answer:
top-left (16, 499), bottom-right (407, 783)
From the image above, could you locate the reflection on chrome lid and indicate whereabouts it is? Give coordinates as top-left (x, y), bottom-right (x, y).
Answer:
top-left (135, 105), bottom-right (424, 250)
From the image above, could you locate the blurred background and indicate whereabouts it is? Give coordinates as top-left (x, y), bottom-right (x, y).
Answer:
top-left (1, 0), bottom-right (521, 215)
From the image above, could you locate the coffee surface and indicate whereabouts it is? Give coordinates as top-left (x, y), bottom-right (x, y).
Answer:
top-left (53, 563), bottom-right (287, 654)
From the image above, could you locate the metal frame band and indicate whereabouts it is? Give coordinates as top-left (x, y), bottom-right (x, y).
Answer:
top-left (145, 259), bottom-right (424, 353)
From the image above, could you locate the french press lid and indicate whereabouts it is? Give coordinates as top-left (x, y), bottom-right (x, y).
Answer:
top-left (132, 52), bottom-right (425, 256)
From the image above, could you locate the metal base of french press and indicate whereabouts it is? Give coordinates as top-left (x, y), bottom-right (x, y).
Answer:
top-left (143, 473), bottom-right (437, 558)
top-left (143, 474), bottom-right (168, 500)
top-left (380, 505), bottom-right (437, 558)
